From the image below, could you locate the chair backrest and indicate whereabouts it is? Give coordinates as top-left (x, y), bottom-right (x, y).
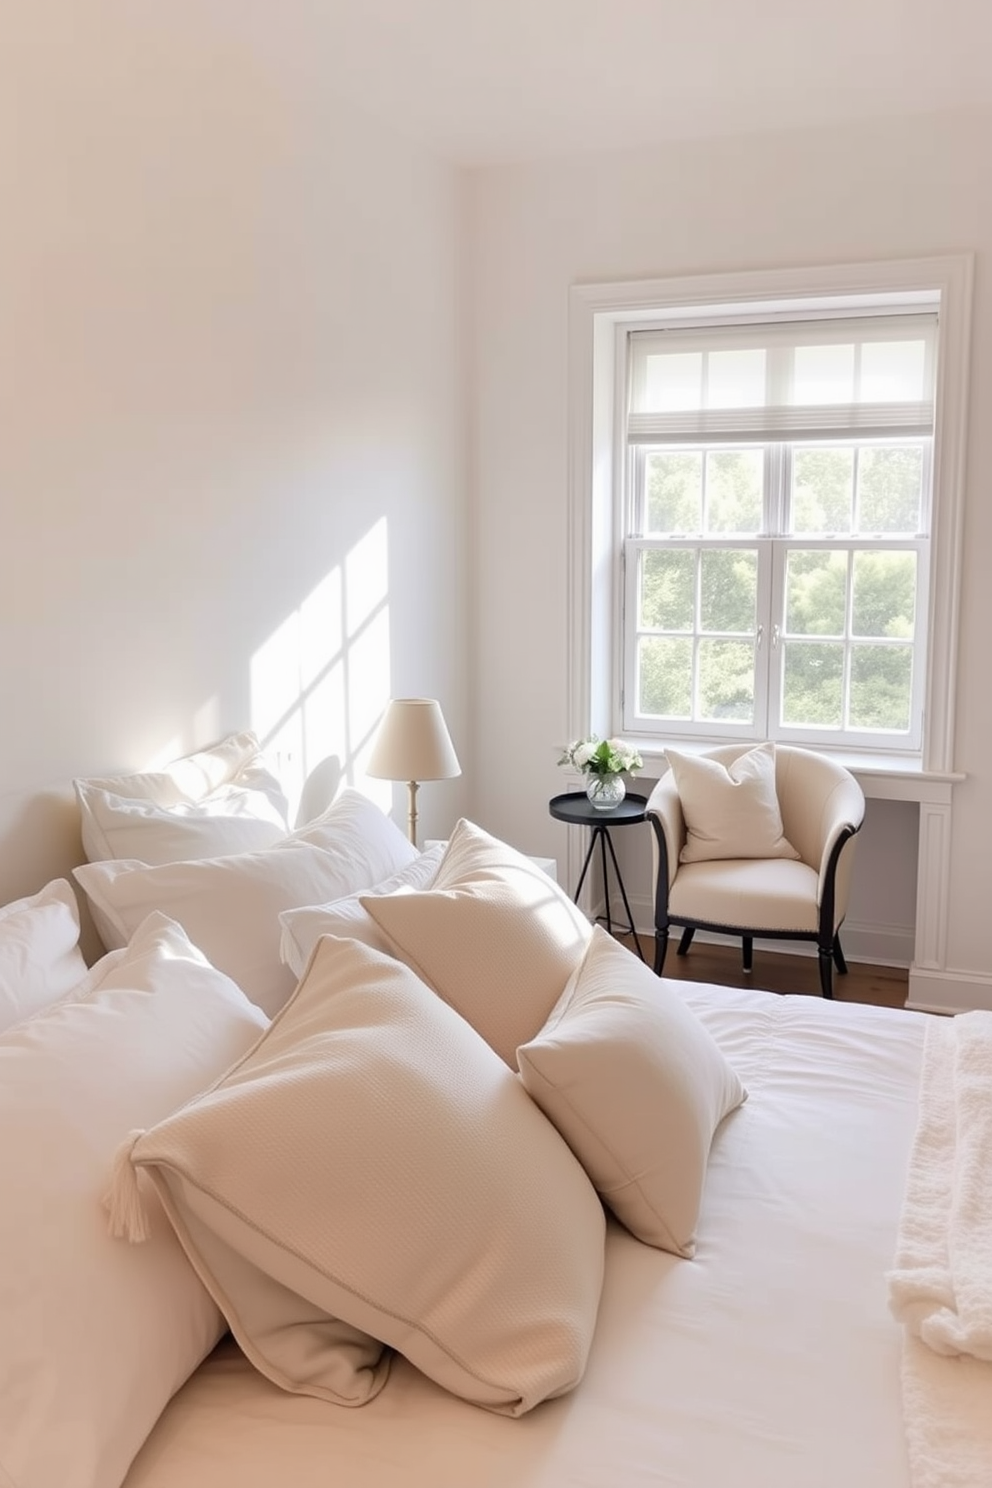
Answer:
top-left (773, 746), bottom-right (865, 870)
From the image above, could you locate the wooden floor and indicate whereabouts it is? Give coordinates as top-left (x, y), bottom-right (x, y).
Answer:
top-left (613, 931), bottom-right (909, 1010)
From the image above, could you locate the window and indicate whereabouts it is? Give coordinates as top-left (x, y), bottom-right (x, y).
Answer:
top-left (621, 313), bottom-right (936, 751)
top-left (567, 257), bottom-right (972, 776)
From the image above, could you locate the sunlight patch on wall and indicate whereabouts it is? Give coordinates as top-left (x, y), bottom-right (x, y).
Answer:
top-left (141, 693), bottom-right (219, 771)
top-left (143, 734), bottom-right (189, 771)
top-left (250, 518), bottom-right (392, 817)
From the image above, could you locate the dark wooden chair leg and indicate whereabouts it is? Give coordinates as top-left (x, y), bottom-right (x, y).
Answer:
top-left (832, 936), bottom-right (848, 975)
top-left (818, 946), bottom-right (835, 998)
top-left (677, 927), bottom-right (695, 957)
top-left (654, 928), bottom-right (670, 976)
top-left (742, 935), bottom-right (753, 972)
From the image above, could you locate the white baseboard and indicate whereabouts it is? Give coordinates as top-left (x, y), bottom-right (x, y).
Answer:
top-left (835, 919), bottom-right (914, 969)
top-left (907, 967), bottom-right (992, 1015)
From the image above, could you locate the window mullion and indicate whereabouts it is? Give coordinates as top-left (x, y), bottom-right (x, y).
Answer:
top-left (760, 436), bottom-right (787, 740)
top-left (692, 547), bottom-right (703, 722)
top-left (767, 444), bottom-right (786, 535)
top-left (620, 536), bottom-right (639, 732)
top-left (843, 548), bottom-right (855, 730)
top-left (757, 537), bottom-right (779, 739)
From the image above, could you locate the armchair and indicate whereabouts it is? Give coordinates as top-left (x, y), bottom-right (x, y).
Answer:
top-left (647, 744), bottom-right (865, 998)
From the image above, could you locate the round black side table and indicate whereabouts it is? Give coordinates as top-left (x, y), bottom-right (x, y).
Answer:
top-left (549, 791), bottom-right (649, 962)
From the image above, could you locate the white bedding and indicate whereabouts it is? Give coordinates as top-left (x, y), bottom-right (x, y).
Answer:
top-left (124, 983), bottom-right (926, 1488)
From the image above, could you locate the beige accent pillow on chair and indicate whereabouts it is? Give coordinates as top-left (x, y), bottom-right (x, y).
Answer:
top-left (666, 743), bottom-right (800, 864)
top-left (517, 926), bottom-right (747, 1258)
top-left (113, 935), bottom-right (606, 1417)
top-left (361, 818), bottom-right (593, 1067)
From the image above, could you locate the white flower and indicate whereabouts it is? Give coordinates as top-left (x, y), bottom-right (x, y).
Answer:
top-left (606, 738), bottom-right (643, 772)
top-left (557, 734), bottom-right (643, 778)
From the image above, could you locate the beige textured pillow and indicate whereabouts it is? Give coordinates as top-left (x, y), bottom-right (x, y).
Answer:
top-left (666, 743), bottom-right (800, 864)
top-left (362, 818), bottom-right (593, 1066)
top-left (117, 935), bottom-right (606, 1416)
top-left (516, 926), bottom-right (747, 1258)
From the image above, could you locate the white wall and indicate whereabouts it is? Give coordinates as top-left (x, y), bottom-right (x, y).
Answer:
top-left (0, 6), bottom-right (469, 899)
top-left (468, 108), bottom-right (992, 997)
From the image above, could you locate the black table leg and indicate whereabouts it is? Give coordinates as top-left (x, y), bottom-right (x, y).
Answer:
top-left (571, 823), bottom-right (645, 963)
top-left (598, 827), bottom-right (612, 936)
top-left (573, 829), bottom-right (599, 903)
top-left (600, 826), bottom-right (645, 961)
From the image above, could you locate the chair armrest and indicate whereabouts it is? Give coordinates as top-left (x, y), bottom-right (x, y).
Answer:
top-left (646, 774), bottom-right (686, 895)
top-left (808, 777), bottom-right (865, 930)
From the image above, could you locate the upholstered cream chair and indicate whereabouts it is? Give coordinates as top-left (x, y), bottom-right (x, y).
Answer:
top-left (646, 744), bottom-right (865, 998)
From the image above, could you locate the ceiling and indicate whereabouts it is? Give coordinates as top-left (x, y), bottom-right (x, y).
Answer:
top-left (242, 0), bottom-right (991, 165)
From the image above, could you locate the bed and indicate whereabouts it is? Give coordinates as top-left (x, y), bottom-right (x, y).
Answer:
top-left (1, 733), bottom-right (989, 1488)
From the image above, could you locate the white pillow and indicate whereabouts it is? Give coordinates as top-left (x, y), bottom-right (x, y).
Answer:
top-left (517, 926), bottom-right (747, 1258)
top-left (0, 879), bottom-right (88, 1032)
top-left (665, 743), bottom-right (800, 864)
top-left (115, 935), bottom-right (606, 1417)
top-left (278, 843), bottom-right (445, 977)
top-left (75, 730), bottom-right (290, 866)
top-left (75, 784), bottom-right (290, 868)
top-left (73, 790), bottom-right (419, 1016)
top-left (0, 912), bottom-right (268, 1488)
top-left (362, 819), bottom-right (593, 1066)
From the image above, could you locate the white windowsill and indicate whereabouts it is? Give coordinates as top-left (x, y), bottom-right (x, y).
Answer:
top-left (629, 744), bottom-right (963, 805)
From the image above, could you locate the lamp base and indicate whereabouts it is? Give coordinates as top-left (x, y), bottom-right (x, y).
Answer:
top-left (405, 780), bottom-right (420, 848)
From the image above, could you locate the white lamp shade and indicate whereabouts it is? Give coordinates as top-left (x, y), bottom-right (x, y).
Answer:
top-left (367, 699), bottom-right (461, 783)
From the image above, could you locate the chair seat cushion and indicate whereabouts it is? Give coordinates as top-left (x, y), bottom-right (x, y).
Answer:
top-left (669, 858), bottom-right (820, 934)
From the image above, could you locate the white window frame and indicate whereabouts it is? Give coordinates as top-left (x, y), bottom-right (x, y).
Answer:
top-left (567, 256), bottom-right (973, 780)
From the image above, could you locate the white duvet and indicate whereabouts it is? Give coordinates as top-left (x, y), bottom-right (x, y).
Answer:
top-left (123, 984), bottom-right (927, 1488)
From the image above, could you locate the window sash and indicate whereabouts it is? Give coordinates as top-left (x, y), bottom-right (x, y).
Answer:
top-left (623, 537), bottom-right (770, 739)
top-left (622, 532), bottom-right (928, 751)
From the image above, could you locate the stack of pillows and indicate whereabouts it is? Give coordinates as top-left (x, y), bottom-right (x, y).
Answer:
top-left (0, 732), bottom-right (747, 1488)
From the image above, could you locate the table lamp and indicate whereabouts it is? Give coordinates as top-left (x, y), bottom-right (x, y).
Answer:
top-left (367, 698), bottom-right (461, 848)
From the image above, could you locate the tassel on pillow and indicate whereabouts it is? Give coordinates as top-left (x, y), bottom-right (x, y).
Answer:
top-left (104, 1130), bottom-right (151, 1243)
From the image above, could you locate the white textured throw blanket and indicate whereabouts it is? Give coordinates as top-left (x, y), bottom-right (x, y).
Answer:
top-left (888, 1011), bottom-right (992, 1488)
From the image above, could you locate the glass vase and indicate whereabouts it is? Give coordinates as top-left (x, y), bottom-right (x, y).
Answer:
top-left (585, 773), bottom-right (626, 811)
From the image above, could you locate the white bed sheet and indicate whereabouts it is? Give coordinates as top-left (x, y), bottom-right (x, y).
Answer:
top-left (124, 982), bottom-right (926, 1488)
